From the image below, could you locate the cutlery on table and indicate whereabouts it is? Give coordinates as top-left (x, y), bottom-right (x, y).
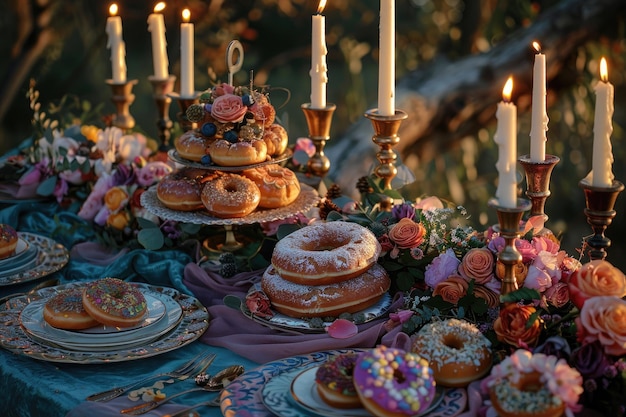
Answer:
top-left (120, 364), bottom-right (245, 415)
top-left (86, 351), bottom-right (217, 402)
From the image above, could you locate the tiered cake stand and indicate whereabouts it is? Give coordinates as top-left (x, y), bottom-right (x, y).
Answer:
top-left (142, 150), bottom-right (319, 251)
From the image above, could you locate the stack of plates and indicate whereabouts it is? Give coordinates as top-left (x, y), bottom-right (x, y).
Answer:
top-left (0, 237), bottom-right (39, 279)
top-left (19, 286), bottom-right (184, 352)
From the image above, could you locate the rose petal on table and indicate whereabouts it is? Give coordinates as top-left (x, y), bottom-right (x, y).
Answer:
top-left (325, 319), bottom-right (358, 339)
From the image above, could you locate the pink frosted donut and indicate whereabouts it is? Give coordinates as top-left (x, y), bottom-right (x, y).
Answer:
top-left (354, 346), bottom-right (436, 417)
top-left (271, 221), bottom-right (381, 285)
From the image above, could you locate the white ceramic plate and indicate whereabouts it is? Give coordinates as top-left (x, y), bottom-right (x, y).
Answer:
top-left (0, 233), bottom-right (68, 286)
top-left (0, 238), bottom-right (34, 269)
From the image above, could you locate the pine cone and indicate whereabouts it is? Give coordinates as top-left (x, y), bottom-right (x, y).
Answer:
top-left (318, 199), bottom-right (342, 220)
top-left (356, 176), bottom-right (373, 194)
top-left (326, 184), bottom-right (342, 199)
top-left (186, 104), bottom-right (205, 123)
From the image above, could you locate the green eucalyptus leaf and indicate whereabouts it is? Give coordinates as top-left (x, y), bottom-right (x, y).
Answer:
top-left (325, 211), bottom-right (344, 222)
top-left (500, 287), bottom-right (541, 304)
top-left (276, 223), bottom-right (302, 240)
top-left (36, 175), bottom-right (58, 196)
top-left (137, 228), bottom-right (164, 250)
top-left (223, 295), bottom-right (242, 310)
top-left (136, 216), bottom-right (159, 229)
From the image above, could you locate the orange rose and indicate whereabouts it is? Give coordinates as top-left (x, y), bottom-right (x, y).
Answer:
top-left (458, 247), bottom-right (495, 285)
top-left (433, 275), bottom-right (468, 304)
top-left (576, 296), bottom-right (626, 356)
top-left (107, 211), bottom-right (130, 230)
top-left (104, 186), bottom-right (129, 212)
top-left (568, 260), bottom-right (626, 309)
top-left (388, 218), bottom-right (426, 249)
top-left (473, 284), bottom-right (500, 308)
top-left (496, 260), bottom-right (528, 286)
top-left (494, 303), bottom-right (542, 347)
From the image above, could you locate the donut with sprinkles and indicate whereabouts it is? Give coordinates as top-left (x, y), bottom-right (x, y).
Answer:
top-left (82, 278), bottom-right (147, 328)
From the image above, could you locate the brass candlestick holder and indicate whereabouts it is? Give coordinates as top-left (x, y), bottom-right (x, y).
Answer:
top-left (148, 75), bottom-right (176, 150)
top-left (364, 109), bottom-right (408, 190)
top-left (579, 178), bottom-right (624, 261)
top-left (301, 103), bottom-right (336, 177)
top-left (105, 79), bottom-right (138, 132)
top-left (489, 198), bottom-right (532, 296)
top-left (169, 92), bottom-right (200, 132)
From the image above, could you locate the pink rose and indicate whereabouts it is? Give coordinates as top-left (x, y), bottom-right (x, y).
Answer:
top-left (543, 281), bottom-right (570, 308)
top-left (458, 247), bottom-right (495, 285)
top-left (433, 275), bottom-right (468, 304)
top-left (388, 218), bottom-right (426, 249)
top-left (532, 235), bottom-right (560, 255)
top-left (425, 248), bottom-right (460, 289)
top-left (523, 264), bottom-right (552, 292)
top-left (414, 196), bottom-right (444, 211)
top-left (136, 161), bottom-right (172, 187)
top-left (245, 291), bottom-right (273, 319)
top-left (212, 82), bottom-right (235, 96)
top-left (576, 295), bottom-right (626, 356)
top-left (515, 239), bottom-right (537, 264)
top-left (211, 94), bottom-right (248, 123)
top-left (377, 234), bottom-right (394, 254)
top-left (568, 260), bottom-right (626, 310)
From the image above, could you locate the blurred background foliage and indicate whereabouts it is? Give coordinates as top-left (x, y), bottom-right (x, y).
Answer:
top-left (1, 0), bottom-right (625, 267)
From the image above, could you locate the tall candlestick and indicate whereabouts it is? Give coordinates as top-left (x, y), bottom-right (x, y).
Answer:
top-left (310, 0), bottom-right (328, 109)
top-left (495, 76), bottom-right (518, 209)
top-left (591, 57), bottom-right (615, 187)
top-left (530, 42), bottom-right (548, 162)
top-left (106, 4), bottom-right (127, 83)
top-left (378, 0), bottom-right (395, 116)
top-left (180, 8), bottom-right (194, 98)
top-left (147, 2), bottom-right (169, 80)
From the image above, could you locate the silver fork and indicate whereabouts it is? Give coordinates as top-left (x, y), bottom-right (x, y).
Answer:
top-left (86, 351), bottom-right (217, 402)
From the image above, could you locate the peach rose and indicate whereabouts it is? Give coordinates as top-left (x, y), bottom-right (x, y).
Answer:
top-left (104, 186), bottom-right (129, 212)
top-left (388, 218), bottom-right (426, 249)
top-left (211, 94), bottom-right (248, 123)
top-left (494, 303), bottom-right (542, 348)
top-left (107, 211), bottom-right (130, 230)
top-left (473, 284), bottom-right (500, 308)
top-left (496, 260), bottom-right (528, 286)
top-left (576, 295), bottom-right (626, 356)
top-left (458, 247), bottom-right (495, 285)
top-left (568, 260), bottom-right (626, 309)
top-left (544, 281), bottom-right (570, 309)
top-left (433, 275), bottom-right (468, 304)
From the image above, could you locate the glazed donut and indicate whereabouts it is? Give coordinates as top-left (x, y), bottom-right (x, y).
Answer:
top-left (174, 130), bottom-right (213, 161)
top-left (241, 164), bottom-right (300, 208)
top-left (262, 124), bottom-right (288, 157)
top-left (271, 221), bottom-right (381, 285)
top-left (262, 263), bottom-right (389, 318)
top-left (410, 318), bottom-right (492, 387)
top-left (201, 173), bottom-right (261, 218)
top-left (354, 346), bottom-right (436, 417)
top-left (315, 352), bottom-right (361, 409)
top-left (0, 224), bottom-right (18, 260)
top-left (43, 287), bottom-right (100, 330)
top-left (208, 138), bottom-right (267, 167)
top-left (82, 278), bottom-right (147, 328)
top-left (157, 168), bottom-right (217, 212)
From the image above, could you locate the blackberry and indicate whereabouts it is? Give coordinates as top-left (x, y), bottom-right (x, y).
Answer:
top-left (218, 252), bottom-right (236, 264)
top-left (219, 263), bottom-right (238, 278)
top-left (186, 104), bottom-right (205, 123)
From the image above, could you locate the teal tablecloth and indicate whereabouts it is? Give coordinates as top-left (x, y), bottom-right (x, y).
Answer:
top-left (0, 200), bottom-right (259, 417)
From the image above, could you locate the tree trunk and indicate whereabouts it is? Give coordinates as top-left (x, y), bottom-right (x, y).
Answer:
top-left (326, 0), bottom-right (626, 195)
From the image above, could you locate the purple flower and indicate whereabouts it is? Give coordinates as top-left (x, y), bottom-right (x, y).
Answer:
top-left (111, 164), bottom-right (136, 186)
top-left (487, 236), bottom-right (505, 254)
top-left (570, 341), bottom-right (613, 379)
top-left (534, 335), bottom-right (571, 360)
top-left (392, 203), bottom-right (416, 221)
top-left (424, 248), bottom-right (460, 289)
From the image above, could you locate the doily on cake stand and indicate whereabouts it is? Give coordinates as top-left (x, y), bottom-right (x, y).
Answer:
top-left (141, 184), bottom-right (319, 251)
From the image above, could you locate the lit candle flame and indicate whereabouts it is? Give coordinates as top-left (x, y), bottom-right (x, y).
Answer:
top-left (182, 8), bottom-right (190, 22)
top-left (502, 76), bottom-right (513, 102)
top-left (109, 3), bottom-right (118, 16)
top-left (600, 57), bottom-right (608, 82)
top-left (532, 41), bottom-right (541, 53)
top-left (317, 0), bottom-right (327, 14)
top-left (154, 2), bottom-right (165, 13)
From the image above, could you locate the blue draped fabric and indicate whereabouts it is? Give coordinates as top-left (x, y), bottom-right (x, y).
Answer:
top-left (0, 200), bottom-right (258, 417)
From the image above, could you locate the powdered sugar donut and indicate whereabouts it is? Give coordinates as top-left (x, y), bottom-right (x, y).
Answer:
top-left (354, 346), bottom-right (436, 417)
top-left (201, 173), bottom-right (260, 218)
top-left (271, 221), bottom-right (381, 285)
top-left (261, 263), bottom-right (390, 318)
top-left (174, 130), bottom-right (213, 161)
top-left (411, 318), bottom-right (492, 387)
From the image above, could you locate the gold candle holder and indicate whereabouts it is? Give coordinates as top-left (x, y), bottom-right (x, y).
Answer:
top-left (489, 198), bottom-right (532, 296)
top-left (301, 103), bottom-right (336, 177)
top-left (149, 75), bottom-right (176, 150)
top-left (518, 154), bottom-right (560, 229)
top-left (579, 178), bottom-right (624, 261)
top-left (105, 79), bottom-right (138, 132)
top-left (364, 109), bottom-right (408, 190)
top-left (169, 92), bottom-right (200, 132)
